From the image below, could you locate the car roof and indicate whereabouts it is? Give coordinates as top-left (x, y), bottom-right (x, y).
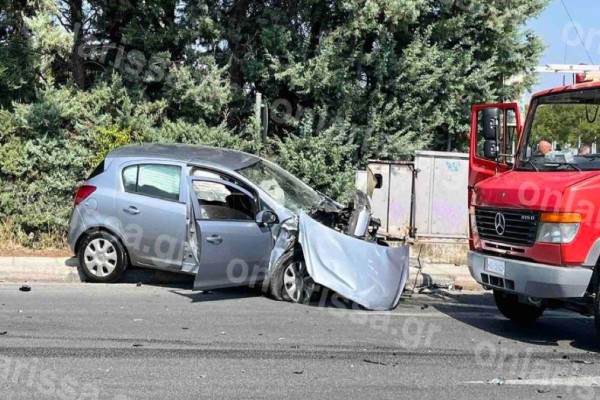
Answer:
top-left (107, 144), bottom-right (261, 171)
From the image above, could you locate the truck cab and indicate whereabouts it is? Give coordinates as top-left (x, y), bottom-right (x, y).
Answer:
top-left (468, 78), bottom-right (600, 334)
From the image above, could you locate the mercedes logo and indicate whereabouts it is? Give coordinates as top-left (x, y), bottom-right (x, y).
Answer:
top-left (495, 212), bottom-right (506, 236)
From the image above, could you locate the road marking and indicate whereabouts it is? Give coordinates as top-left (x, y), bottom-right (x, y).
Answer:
top-left (318, 309), bottom-right (585, 320)
top-left (466, 376), bottom-right (600, 387)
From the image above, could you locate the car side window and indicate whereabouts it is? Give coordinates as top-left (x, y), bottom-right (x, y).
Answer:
top-left (192, 181), bottom-right (255, 221)
top-left (122, 164), bottom-right (181, 202)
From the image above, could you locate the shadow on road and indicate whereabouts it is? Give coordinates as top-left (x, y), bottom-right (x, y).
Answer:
top-left (429, 291), bottom-right (600, 353)
top-left (168, 286), bottom-right (264, 303)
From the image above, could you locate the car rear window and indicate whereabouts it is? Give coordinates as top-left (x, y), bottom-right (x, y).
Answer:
top-left (87, 161), bottom-right (105, 179)
top-left (122, 164), bottom-right (181, 202)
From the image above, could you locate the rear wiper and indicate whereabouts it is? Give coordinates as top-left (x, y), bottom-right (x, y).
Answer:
top-left (542, 162), bottom-right (582, 171)
top-left (520, 159), bottom-right (539, 171)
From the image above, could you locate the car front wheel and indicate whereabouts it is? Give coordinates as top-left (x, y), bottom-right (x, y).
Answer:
top-left (269, 250), bottom-right (315, 304)
top-left (78, 231), bottom-right (128, 283)
top-left (493, 290), bottom-right (545, 325)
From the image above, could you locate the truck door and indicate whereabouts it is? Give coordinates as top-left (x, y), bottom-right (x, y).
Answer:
top-left (469, 103), bottom-right (522, 189)
top-left (469, 103), bottom-right (522, 247)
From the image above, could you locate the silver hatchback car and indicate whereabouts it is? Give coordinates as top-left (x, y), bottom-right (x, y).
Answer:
top-left (68, 144), bottom-right (408, 308)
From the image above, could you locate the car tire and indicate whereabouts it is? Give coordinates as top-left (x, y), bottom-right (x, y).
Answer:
top-left (269, 249), bottom-right (315, 304)
top-left (78, 231), bottom-right (128, 283)
top-left (493, 290), bottom-right (545, 325)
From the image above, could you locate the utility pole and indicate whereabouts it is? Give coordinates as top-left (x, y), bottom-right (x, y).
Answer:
top-left (254, 92), bottom-right (269, 155)
top-left (255, 92), bottom-right (262, 156)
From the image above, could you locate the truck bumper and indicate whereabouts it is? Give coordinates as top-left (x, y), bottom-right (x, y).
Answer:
top-left (468, 251), bottom-right (593, 299)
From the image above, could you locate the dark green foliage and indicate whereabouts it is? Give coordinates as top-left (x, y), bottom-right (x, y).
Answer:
top-left (0, 0), bottom-right (549, 245)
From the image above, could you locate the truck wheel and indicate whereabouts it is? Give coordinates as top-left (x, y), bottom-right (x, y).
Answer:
top-left (595, 288), bottom-right (600, 337)
top-left (493, 290), bottom-right (545, 325)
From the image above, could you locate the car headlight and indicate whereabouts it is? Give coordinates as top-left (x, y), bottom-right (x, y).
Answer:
top-left (536, 212), bottom-right (582, 244)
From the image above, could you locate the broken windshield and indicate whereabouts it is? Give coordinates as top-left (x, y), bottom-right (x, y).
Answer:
top-left (518, 88), bottom-right (600, 171)
top-left (237, 160), bottom-right (323, 212)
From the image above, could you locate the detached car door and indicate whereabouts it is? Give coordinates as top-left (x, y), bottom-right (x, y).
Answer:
top-left (188, 177), bottom-right (273, 290)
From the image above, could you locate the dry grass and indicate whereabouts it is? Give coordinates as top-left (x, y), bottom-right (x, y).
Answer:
top-left (0, 219), bottom-right (70, 257)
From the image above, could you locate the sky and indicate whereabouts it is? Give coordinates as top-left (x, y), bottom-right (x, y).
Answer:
top-left (528, 0), bottom-right (600, 95)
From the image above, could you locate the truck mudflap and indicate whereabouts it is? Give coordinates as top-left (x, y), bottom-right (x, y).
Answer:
top-left (468, 251), bottom-right (594, 299)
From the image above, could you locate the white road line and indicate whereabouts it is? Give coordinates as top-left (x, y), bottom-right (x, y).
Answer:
top-left (466, 376), bottom-right (600, 387)
top-left (318, 309), bottom-right (585, 319)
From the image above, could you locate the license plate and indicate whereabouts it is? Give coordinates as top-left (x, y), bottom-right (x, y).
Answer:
top-left (486, 258), bottom-right (506, 276)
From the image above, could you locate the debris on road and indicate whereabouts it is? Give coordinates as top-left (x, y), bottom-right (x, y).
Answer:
top-left (136, 282), bottom-right (142, 287)
top-left (293, 371), bottom-right (304, 375)
top-left (572, 360), bottom-right (594, 365)
top-left (132, 343), bottom-right (143, 347)
top-left (0, 331), bottom-right (7, 336)
top-left (363, 359), bottom-right (387, 366)
top-left (487, 378), bottom-right (505, 385)
top-left (19, 285), bottom-right (31, 292)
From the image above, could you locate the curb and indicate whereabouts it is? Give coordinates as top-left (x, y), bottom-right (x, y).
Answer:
top-left (0, 257), bottom-right (479, 291)
top-left (407, 266), bottom-right (481, 291)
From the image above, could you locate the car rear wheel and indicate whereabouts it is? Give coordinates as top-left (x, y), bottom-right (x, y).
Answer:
top-left (269, 250), bottom-right (315, 304)
top-left (493, 290), bottom-right (545, 325)
top-left (78, 231), bottom-right (128, 283)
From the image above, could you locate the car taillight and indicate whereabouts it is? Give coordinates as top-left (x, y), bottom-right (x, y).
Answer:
top-left (74, 185), bottom-right (96, 206)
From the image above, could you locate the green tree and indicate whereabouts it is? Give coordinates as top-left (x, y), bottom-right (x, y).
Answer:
top-left (0, 0), bottom-right (550, 245)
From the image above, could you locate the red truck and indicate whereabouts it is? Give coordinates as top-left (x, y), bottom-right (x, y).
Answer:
top-left (468, 76), bottom-right (600, 335)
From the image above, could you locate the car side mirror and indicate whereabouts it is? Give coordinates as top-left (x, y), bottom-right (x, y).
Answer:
top-left (483, 140), bottom-right (498, 159)
top-left (256, 210), bottom-right (278, 226)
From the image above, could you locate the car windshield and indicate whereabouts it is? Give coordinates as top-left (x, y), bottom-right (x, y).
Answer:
top-left (518, 88), bottom-right (600, 171)
top-left (237, 160), bottom-right (323, 212)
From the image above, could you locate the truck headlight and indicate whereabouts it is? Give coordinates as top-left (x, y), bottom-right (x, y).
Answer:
top-left (469, 206), bottom-right (478, 235)
top-left (536, 223), bottom-right (579, 244)
top-left (536, 212), bottom-right (582, 244)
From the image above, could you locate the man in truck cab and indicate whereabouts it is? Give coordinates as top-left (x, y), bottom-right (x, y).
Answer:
top-left (468, 76), bottom-right (600, 336)
top-left (537, 140), bottom-right (552, 155)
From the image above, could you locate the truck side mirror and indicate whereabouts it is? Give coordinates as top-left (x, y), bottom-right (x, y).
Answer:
top-left (482, 108), bottom-right (500, 141)
top-left (483, 140), bottom-right (498, 159)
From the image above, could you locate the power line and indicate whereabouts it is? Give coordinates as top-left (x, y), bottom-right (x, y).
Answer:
top-left (560, 0), bottom-right (594, 64)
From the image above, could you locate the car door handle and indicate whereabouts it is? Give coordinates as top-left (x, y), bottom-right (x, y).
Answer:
top-left (206, 235), bottom-right (222, 245)
top-left (123, 206), bottom-right (140, 215)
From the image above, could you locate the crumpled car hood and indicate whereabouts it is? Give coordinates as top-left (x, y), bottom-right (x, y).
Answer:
top-left (269, 211), bottom-right (410, 311)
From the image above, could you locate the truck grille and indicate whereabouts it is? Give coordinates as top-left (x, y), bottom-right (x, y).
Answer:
top-left (475, 207), bottom-right (539, 247)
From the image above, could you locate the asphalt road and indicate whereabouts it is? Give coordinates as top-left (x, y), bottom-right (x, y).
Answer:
top-left (1, 283), bottom-right (600, 400)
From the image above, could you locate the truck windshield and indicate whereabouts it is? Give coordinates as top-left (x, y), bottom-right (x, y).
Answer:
top-left (517, 88), bottom-right (600, 171)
